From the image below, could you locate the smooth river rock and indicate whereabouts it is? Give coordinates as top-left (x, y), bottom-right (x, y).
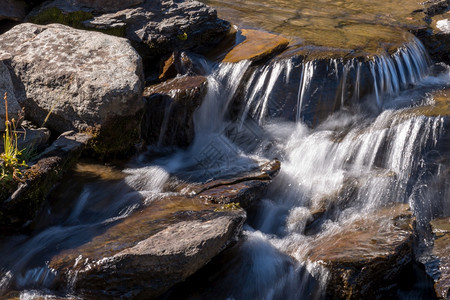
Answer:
top-left (49, 196), bottom-right (246, 299)
top-left (223, 29), bottom-right (289, 63)
top-left (303, 204), bottom-right (415, 299)
top-left (0, 23), bottom-right (144, 155)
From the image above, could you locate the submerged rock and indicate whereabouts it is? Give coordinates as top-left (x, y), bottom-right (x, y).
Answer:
top-left (304, 204), bottom-right (415, 299)
top-left (223, 29), bottom-right (289, 63)
top-left (429, 218), bottom-right (450, 299)
top-left (0, 131), bottom-right (91, 232)
top-left (141, 75), bottom-right (207, 147)
top-left (0, 23), bottom-right (144, 155)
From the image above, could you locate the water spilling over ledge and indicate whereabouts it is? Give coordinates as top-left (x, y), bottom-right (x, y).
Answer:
top-left (0, 0), bottom-right (449, 299)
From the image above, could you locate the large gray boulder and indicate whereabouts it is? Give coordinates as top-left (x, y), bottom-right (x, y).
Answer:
top-left (28, 0), bottom-right (231, 63)
top-left (0, 23), bottom-right (144, 155)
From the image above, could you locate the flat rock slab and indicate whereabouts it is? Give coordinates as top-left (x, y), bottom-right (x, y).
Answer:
top-left (223, 29), bottom-right (289, 63)
top-left (430, 218), bottom-right (450, 299)
top-left (302, 204), bottom-right (414, 299)
top-left (0, 23), bottom-right (143, 154)
top-left (49, 195), bottom-right (245, 299)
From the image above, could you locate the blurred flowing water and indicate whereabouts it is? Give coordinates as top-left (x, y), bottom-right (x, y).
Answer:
top-left (1, 1), bottom-right (450, 299)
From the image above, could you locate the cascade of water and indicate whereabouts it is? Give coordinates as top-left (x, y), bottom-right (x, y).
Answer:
top-left (235, 37), bottom-right (431, 125)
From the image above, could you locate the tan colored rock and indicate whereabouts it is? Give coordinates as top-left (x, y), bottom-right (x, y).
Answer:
top-left (222, 29), bottom-right (289, 63)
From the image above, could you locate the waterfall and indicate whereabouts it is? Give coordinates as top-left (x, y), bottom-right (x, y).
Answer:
top-left (235, 37), bottom-right (431, 125)
top-left (1, 22), bottom-right (448, 299)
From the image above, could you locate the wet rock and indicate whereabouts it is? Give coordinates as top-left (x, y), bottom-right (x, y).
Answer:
top-left (0, 59), bottom-right (21, 131)
top-left (304, 204), bottom-right (415, 299)
top-left (141, 75), bottom-right (207, 147)
top-left (197, 160), bottom-right (281, 209)
top-left (49, 196), bottom-right (246, 299)
top-left (158, 51), bottom-right (206, 82)
top-left (0, 0), bottom-right (27, 22)
top-left (429, 218), bottom-right (450, 299)
top-left (223, 29), bottom-right (289, 63)
top-left (0, 131), bottom-right (91, 232)
top-left (0, 23), bottom-right (144, 155)
top-left (28, 0), bottom-right (231, 65)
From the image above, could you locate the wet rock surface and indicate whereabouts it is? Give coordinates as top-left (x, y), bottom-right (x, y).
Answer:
top-left (0, 23), bottom-right (143, 154)
top-left (303, 204), bottom-right (415, 299)
top-left (223, 29), bottom-right (289, 63)
top-left (429, 218), bottom-right (450, 299)
top-left (49, 193), bottom-right (246, 299)
top-left (0, 131), bottom-right (91, 232)
top-left (141, 75), bottom-right (207, 147)
top-left (46, 159), bottom-right (280, 298)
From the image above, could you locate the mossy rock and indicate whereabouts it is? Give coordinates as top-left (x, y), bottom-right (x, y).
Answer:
top-left (28, 7), bottom-right (125, 37)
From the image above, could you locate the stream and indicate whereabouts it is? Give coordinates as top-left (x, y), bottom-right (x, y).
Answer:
top-left (1, 0), bottom-right (449, 299)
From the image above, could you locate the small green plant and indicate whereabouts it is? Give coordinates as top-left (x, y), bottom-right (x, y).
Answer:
top-left (177, 32), bottom-right (188, 41)
top-left (1, 92), bottom-right (27, 189)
